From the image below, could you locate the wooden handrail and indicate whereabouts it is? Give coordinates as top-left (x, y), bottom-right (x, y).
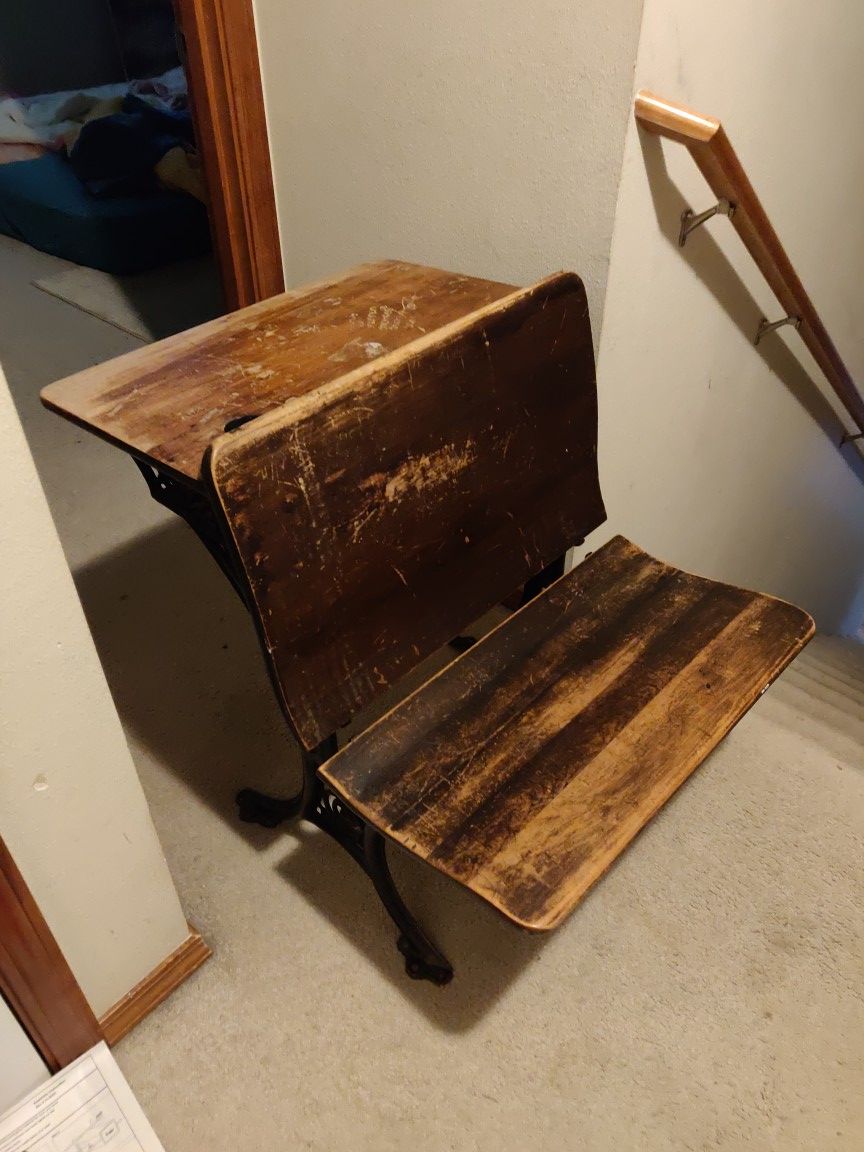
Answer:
top-left (635, 90), bottom-right (864, 439)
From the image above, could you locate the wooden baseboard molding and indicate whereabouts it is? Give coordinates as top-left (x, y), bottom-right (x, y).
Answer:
top-left (99, 925), bottom-right (212, 1046)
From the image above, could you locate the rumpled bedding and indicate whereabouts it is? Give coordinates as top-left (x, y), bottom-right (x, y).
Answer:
top-left (0, 67), bottom-right (205, 202)
top-left (0, 66), bottom-right (188, 147)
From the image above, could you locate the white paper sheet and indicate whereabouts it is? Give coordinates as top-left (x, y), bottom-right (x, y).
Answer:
top-left (0, 1042), bottom-right (164, 1152)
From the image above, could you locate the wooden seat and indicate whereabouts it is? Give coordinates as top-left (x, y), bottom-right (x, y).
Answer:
top-left (319, 535), bottom-right (813, 931)
top-left (42, 256), bottom-right (815, 983)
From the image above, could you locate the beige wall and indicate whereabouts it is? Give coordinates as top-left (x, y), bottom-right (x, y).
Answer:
top-left (0, 374), bottom-right (189, 1018)
top-left (0, 996), bottom-right (48, 1111)
top-left (582, 0), bottom-right (864, 634)
top-left (254, 0), bottom-right (862, 631)
top-left (253, 0), bottom-right (645, 333)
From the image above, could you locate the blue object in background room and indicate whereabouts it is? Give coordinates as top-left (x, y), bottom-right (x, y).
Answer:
top-left (0, 151), bottom-right (211, 275)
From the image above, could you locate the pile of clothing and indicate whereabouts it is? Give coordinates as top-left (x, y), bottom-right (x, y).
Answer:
top-left (0, 67), bottom-right (212, 274)
top-left (0, 67), bottom-right (205, 201)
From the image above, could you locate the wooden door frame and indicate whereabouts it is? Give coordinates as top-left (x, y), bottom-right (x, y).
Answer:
top-left (0, 837), bottom-right (101, 1073)
top-left (174, 0), bottom-right (284, 310)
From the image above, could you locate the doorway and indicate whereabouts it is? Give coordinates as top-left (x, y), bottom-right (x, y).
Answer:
top-left (0, 0), bottom-right (279, 332)
top-left (0, 0), bottom-right (280, 1074)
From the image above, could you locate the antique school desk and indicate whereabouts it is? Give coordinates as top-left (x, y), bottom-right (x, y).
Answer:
top-left (42, 261), bottom-right (814, 984)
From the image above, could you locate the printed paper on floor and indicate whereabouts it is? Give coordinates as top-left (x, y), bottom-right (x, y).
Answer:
top-left (0, 1041), bottom-right (164, 1152)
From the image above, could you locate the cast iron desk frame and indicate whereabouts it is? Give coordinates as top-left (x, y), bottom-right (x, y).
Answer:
top-left (136, 441), bottom-right (565, 984)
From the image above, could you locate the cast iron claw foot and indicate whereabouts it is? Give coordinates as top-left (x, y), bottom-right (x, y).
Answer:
top-left (397, 934), bottom-right (454, 986)
top-left (236, 787), bottom-right (302, 828)
top-left (362, 828), bottom-right (454, 985)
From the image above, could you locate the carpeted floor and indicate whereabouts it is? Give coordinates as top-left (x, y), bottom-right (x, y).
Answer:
top-left (33, 255), bottom-right (223, 342)
top-left (3, 234), bottom-right (863, 1151)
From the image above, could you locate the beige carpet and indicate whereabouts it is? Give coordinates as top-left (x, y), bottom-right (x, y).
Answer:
top-left (3, 234), bottom-right (863, 1151)
top-left (104, 628), bottom-right (863, 1152)
top-left (33, 255), bottom-right (223, 342)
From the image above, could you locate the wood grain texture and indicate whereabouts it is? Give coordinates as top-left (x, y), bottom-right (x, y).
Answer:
top-left (320, 537), bottom-right (815, 931)
top-left (41, 261), bottom-right (515, 483)
top-left (0, 837), bottom-right (101, 1071)
top-left (635, 90), bottom-right (864, 437)
top-left (209, 272), bottom-right (605, 749)
top-left (174, 0), bottom-right (284, 309)
top-left (99, 926), bottom-right (211, 1046)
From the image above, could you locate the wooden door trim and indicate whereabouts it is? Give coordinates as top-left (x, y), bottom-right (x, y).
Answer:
top-left (0, 837), bottom-right (101, 1072)
top-left (175, 0), bottom-right (284, 310)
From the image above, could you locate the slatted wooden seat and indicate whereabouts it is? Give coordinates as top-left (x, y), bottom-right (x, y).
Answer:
top-left (319, 536), bottom-right (812, 931)
top-left (42, 259), bottom-right (814, 985)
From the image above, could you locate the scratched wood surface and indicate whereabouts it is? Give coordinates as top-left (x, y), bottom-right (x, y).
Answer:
top-left (40, 260), bottom-right (515, 482)
top-left (320, 536), bottom-right (815, 931)
top-left (208, 272), bottom-right (605, 749)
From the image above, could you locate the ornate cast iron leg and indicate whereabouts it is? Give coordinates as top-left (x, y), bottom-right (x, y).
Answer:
top-left (236, 734), bottom-right (337, 829)
top-left (134, 460), bottom-right (249, 604)
top-left (235, 735), bottom-right (453, 984)
top-left (236, 788), bottom-right (304, 828)
top-left (362, 827), bottom-right (453, 985)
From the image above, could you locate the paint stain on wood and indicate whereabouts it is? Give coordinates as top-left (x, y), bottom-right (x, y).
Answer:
top-left (382, 443), bottom-right (477, 503)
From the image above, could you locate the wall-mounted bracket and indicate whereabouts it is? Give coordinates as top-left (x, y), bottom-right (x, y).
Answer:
top-left (840, 429), bottom-right (864, 446)
top-left (679, 198), bottom-right (736, 247)
top-left (639, 90), bottom-right (864, 454)
top-left (754, 314), bottom-right (802, 346)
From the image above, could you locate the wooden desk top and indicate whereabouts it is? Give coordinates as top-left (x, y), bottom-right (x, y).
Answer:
top-left (41, 260), bottom-right (515, 483)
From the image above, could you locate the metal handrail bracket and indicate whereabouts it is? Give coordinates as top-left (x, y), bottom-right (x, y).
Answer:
top-left (635, 90), bottom-right (864, 445)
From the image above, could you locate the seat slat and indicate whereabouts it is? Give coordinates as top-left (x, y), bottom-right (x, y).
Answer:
top-left (319, 536), bottom-right (814, 931)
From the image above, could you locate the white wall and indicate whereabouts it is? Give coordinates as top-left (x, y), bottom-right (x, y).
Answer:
top-left (584, 0), bottom-right (864, 633)
top-left (253, 0), bottom-right (645, 333)
top-left (0, 374), bottom-right (190, 1018)
top-left (0, 997), bottom-right (48, 1114)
